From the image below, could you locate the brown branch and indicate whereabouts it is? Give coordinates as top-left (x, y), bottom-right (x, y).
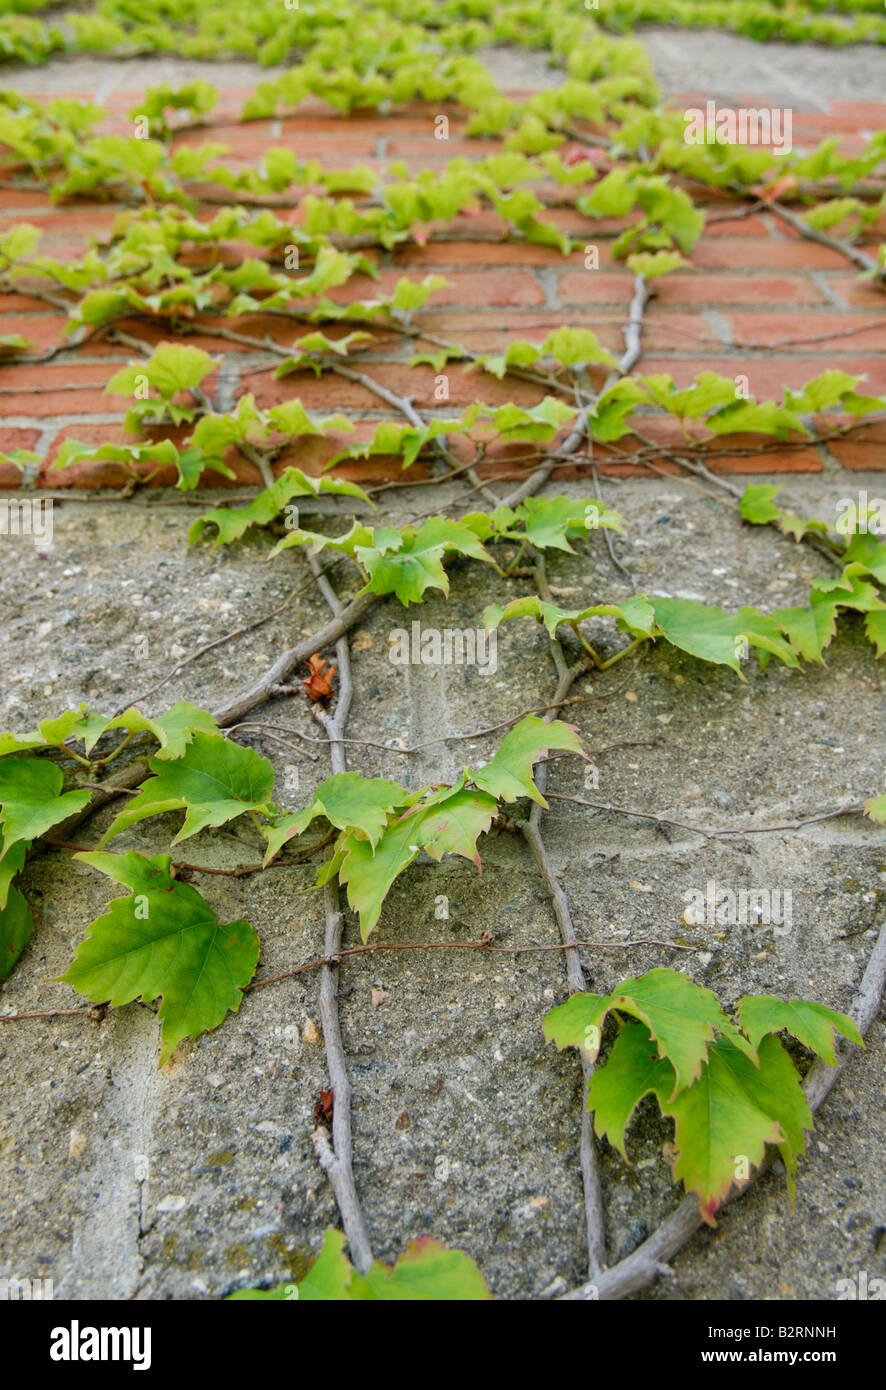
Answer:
top-left (519, 555), bottom-right (606, 1281)
top-left (301, 552), bottom-right (374, 1273)
top-left (42, 834), bottom-right (333, 875)
top-left (496, 273), bottom-right (651, 511)
top-left (547, 793), bottom-right (866, 838)
top-left (0, 935), bottom-right (695, 1023)
top-left (768, 199), bottom-right (882, 280)
top-left (247, 934), bottom-right (695, 991)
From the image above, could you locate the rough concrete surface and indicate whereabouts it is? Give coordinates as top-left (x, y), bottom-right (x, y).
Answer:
top-left (1, 471), bottom-right (885, 1300)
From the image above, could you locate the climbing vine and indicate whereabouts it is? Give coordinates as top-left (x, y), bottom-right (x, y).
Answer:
top-left (1, 0), bottom-right (885, 1301)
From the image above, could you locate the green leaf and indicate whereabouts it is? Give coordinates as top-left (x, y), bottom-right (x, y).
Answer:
top-left (739, 484), bottom-right (829, 542)
top-left (0, 703), bottom-right (109, 757)
top-left (540, 328), bottom-right (618, 370)
top-left (471, 715), bottom-right (584, 808)
top-left (865, 610), bottom-right (886, 659)
top-left (545, 967), bottom-right (747, 1093)
top-left (189, 468), bottom-right (369, 547)
top-left (650, 598), bottom-right (800, 674)
top-left (505, 495), bottom-right (623, 551)
top-left (706, 400), bottom-right (808, 439)
top-left (263, 772), bottom-right (406, 863)
top-left (73, 849), bottom-right (176, 893)
top-left (482, 593), bottom-right (656, 642)
top-left (101, 703), bottom-right (221, 760)
top-left (100, 732), bottom-right (275, 845)
top-left (274, 331), bottom-right (372, 377)
top-left (737, 995), bottom-right (863, 1065)
top-left (579, 167), bottom-right (636, 218)
top-left (464, 397), bottom-right (577, 444)
top-left (770, 604), bottom-right (837, 664)
top-left (59, 873), bottom-right (259, 1064)
top-left (585, 1020), bottom-right (677, 1159)
top-left (265, 401), bottom-right (355, 439)
top-left (0, 840), bottom-right (27, 910)
top-left (625, 250), bottom-right (688, 279)
top-left (357, 518), bottom-right (493, 607)
top-left (352, 1237), bottom-right (491, 1300)
top-left (0, 885), bottom-right (33, 980)
top-left (390, 274), bottom-right (451, 316)
top-left (544, 989), bottom-right (617, 1061)
top-left (864, 793), bottom-right (886, 824)
top-left (336, 813), bottom-right (425, 941)
top-left (665, 1034), bottom-right (807, 1224)
top-left (0, 759), bottom-right (91, 860)
top-left (0, 333), bottom-right (34, 357)
top-left (106, 342), bottom-right (217, 402)
top-left (229, 1228), bottom-right (490, 1301)
top-left (409, 787), bottom-right (498, 869)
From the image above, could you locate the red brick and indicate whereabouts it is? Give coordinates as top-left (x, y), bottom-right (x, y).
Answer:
top-left (827, 423), bottom-right (886, 471)
top-left (691, 238), bottom-right (845, 271)
top-left (0, 189), bottom-right (53, 210)
top-left (87, 318), bottom-right (243, 356)
top-left (0, 315), bottom-right (67, 350)
top-left (0, 361), bottom-right (120, 392)
top-left (243, 362), bottom-right (555, 413)
top-left (702, 214), bottom-right (771, 238)
top-left (0, 427), bottom-right (42, 454)
top-left (593, 426), bottom-right (822, 477)
top-left (422, 307), bottom-right (627, 353)
top-left (0, 364), bottom-right (220, 419)
top-left (703, 443), bottom-right (824, 474)
top-left (725, 312), bottom-right (886, 353)
top-left (38, 423), bottom-right (257, 490)
top-left (176, 133), bottom-right (377, 158)
top-left (384, 138), bottom-right (497, 159)
top-left (0, 290), bottom-right (57, 312)
top-left (822, 274), bottom-right (886, 309)
top-left (829, 101), bottom-right (886, 124)
top-left (652, 273), bottom-right (824, 307)
top-left (638, 356), bottom-right (886, 395)
top-left (327, 267), bottom-right (546, 308)
top-left (274, 423), bottom-right (434, 486)
top-left (559, 271), bottom-right (636, 305)
top-left (280, 116), bottom-right (447, 138)
top-left (393, 240), bottom-right (597, 269)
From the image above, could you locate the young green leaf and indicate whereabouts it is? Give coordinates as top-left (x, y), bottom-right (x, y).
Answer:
top-left (189, 468), bottom-right (369, 547)
top-left (100, 703), bottom-right (221, 761)
top-left (59, 870), bottom-right (259, 1064)
top-left (0, 758), bottom-right (91, 859)
top-left (73, 849), bottom-right (176, 893)
top-left (664, 1033), bottom-right (805, 1224)
top-left (229, 1228), bottom-right (490, 1301)
top-left (470, 715), bottom-right (585, 807)
top-left (736, 994), bottom-right (863, 1065)
top-left (545, 967), bottom-right (742, 1093)
top-left (100, 732), bottom-right (275, 845)
top-left (0, 885), bottom-right (33, 980)
top-left (263, 772), bottom-right (406, 863)
top-left (0, 840), bottom-right (28, 911)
